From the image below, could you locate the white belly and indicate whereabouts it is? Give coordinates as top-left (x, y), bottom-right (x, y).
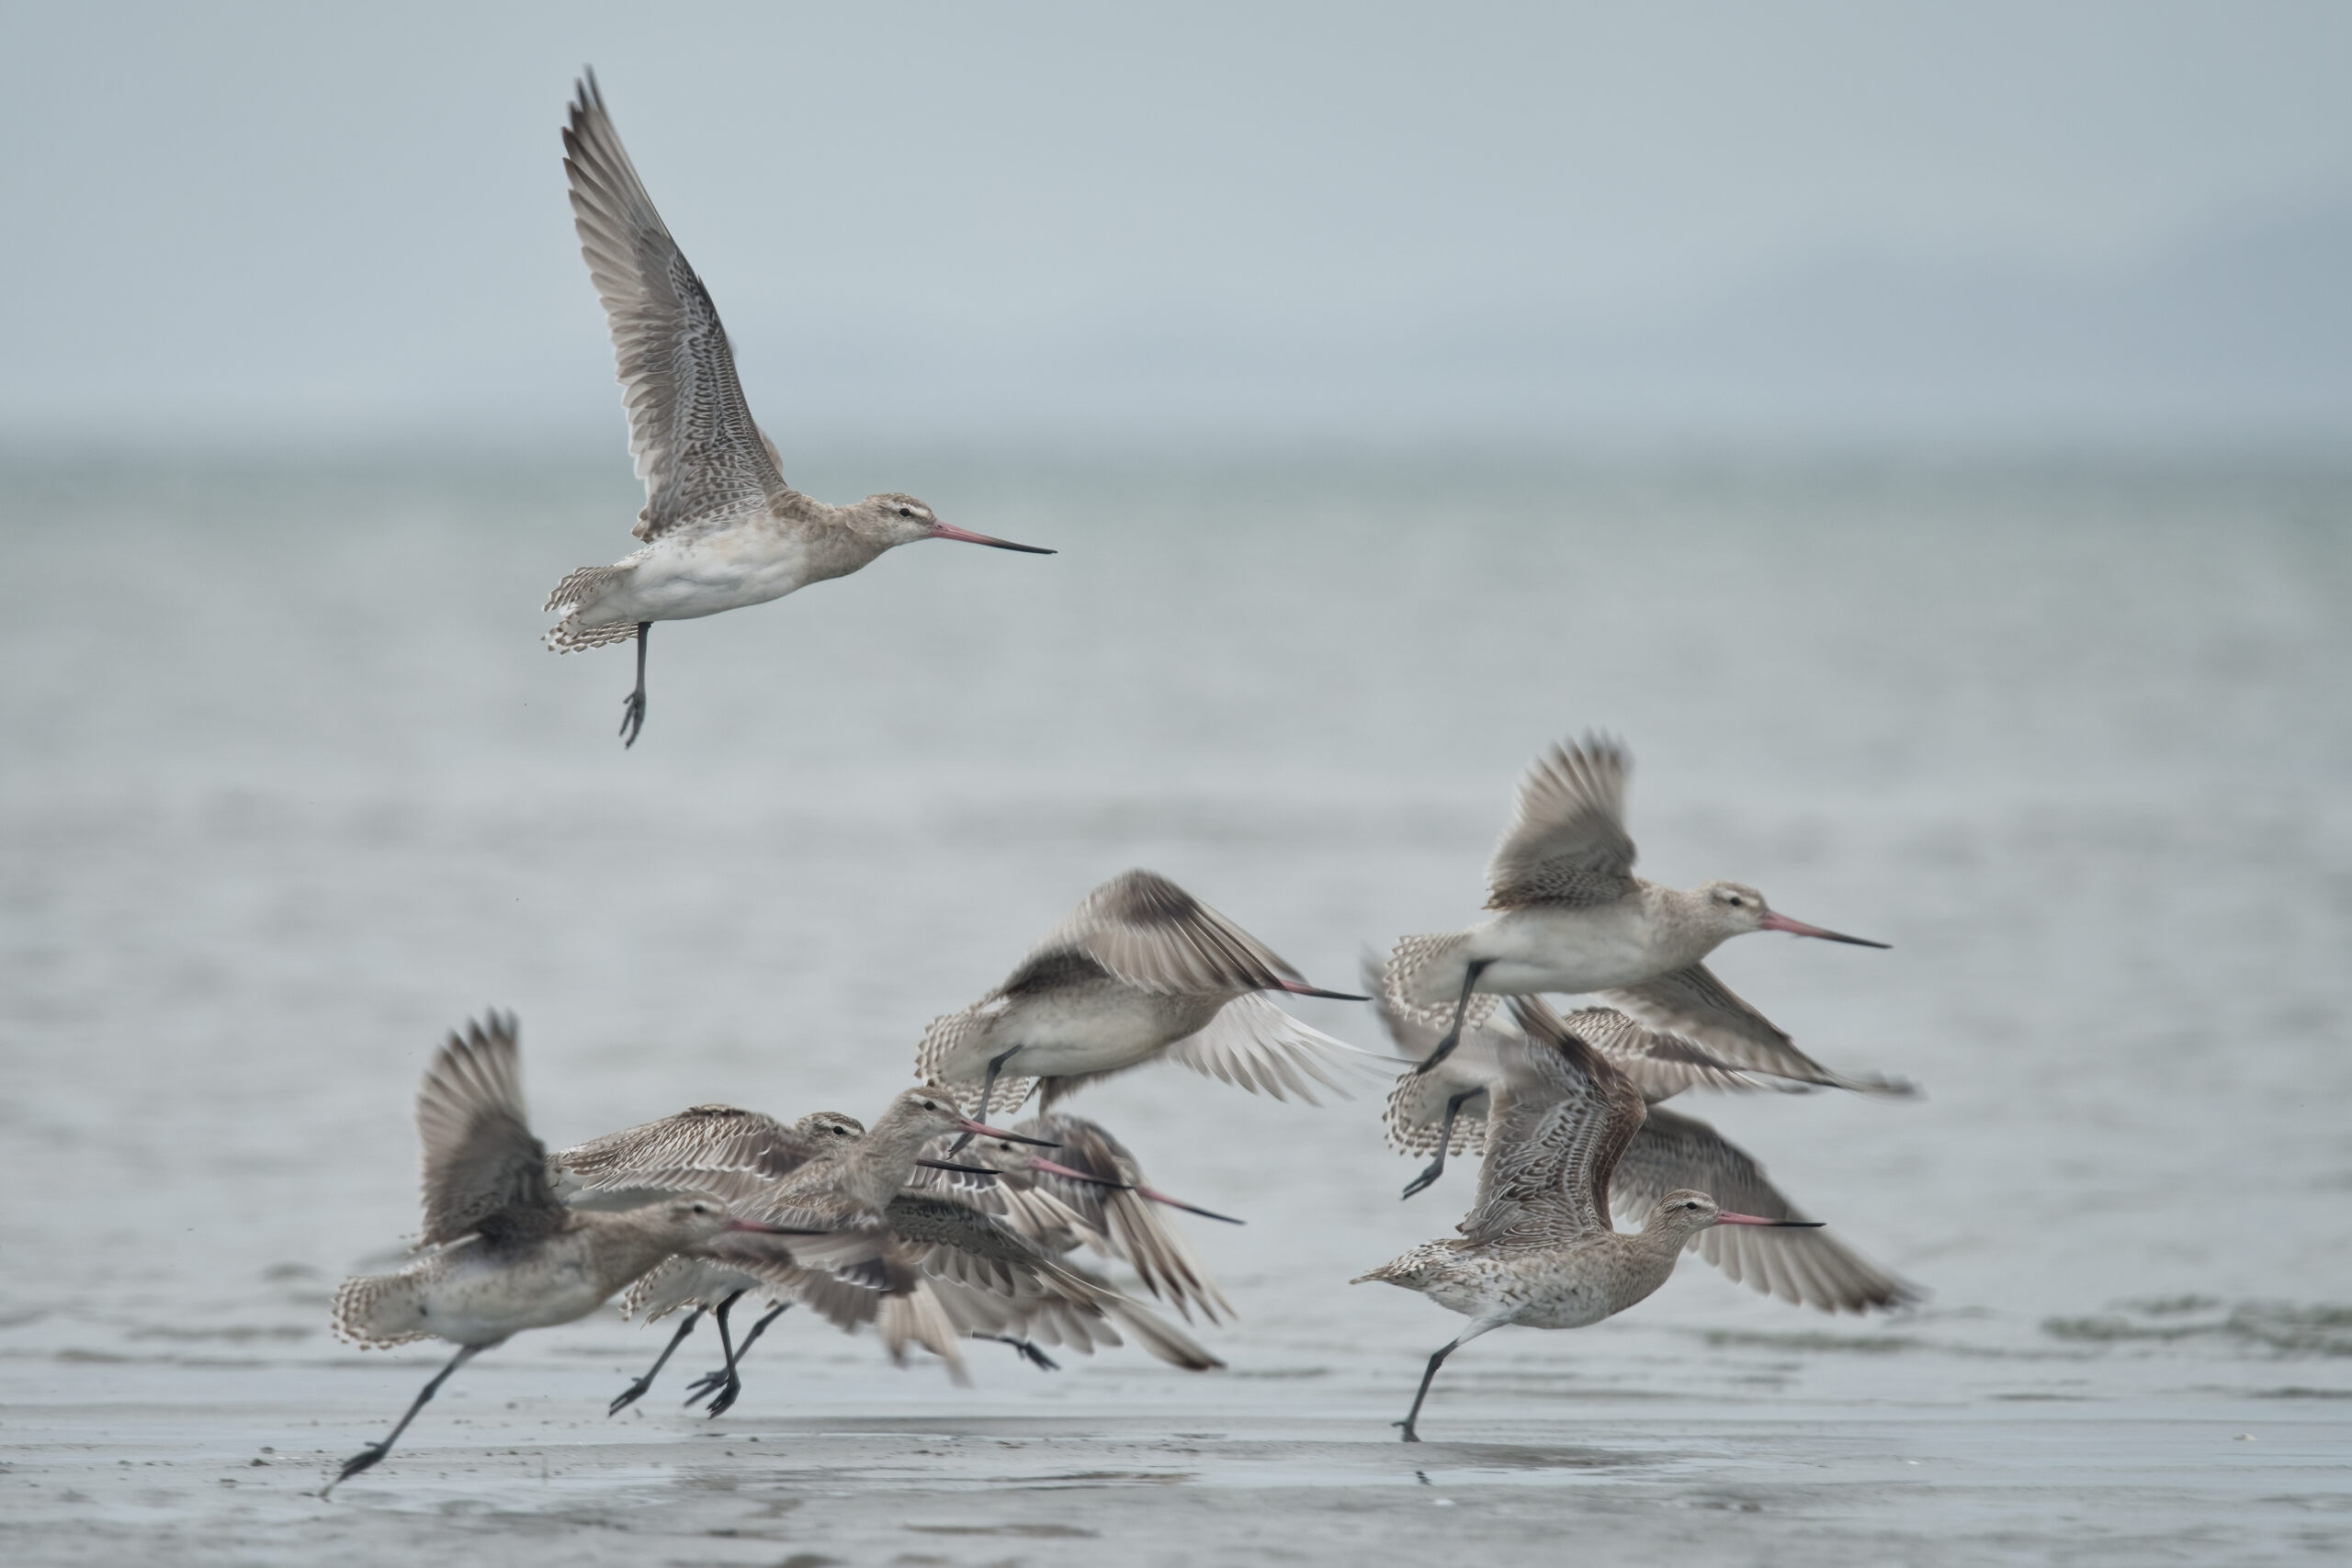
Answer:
top-left (419, 1254), bottom-right (610, 1344)
top-left (1468, 905), bottom-right (1664, 996)
top-left (961, 986), bottom-right (1216, 1077)
top-left (605, 532), bottom-right (819, 623)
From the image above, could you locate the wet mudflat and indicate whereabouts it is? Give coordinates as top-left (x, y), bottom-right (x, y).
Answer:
top-left (4, 456), bottom-right (2350, 1564)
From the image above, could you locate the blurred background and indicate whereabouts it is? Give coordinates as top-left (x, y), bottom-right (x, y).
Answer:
top-left (1, 5), bottom-right (2347, 1561)
top-left (3, 0), bottom-right (2347, 454)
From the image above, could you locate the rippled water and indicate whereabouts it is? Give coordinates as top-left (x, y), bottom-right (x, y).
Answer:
top-left (3, 454), bottom-right (2348, 1563)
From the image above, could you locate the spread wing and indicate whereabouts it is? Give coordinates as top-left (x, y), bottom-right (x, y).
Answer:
top-left (884, 1193), bottom-right (1221, 1371)
top-left (563, 73), bottom-right (787, 542)
top-left (1455, 1023), bottom-right (1646, 1248)
top-left (553, 1104), bottom-right (827, 1203)
top-left (1611, 1106), bottom-right (1922, 1314)
top-left (1161, 992), bottom-right (1381, 1105)
top-left (1530, 1000), bottom-right (1765, 1100)
top-left (413, 1013), bottom-right (565, 1247)
top-left (1014, 1114), bottom-right (1234, 1323)
top-left (1599, 964), bottom-right (1914, 1095)
top-left (1484, 736), bottom-right (1639, 909)
top-left (1034, 869), bottom-right (1307, 995)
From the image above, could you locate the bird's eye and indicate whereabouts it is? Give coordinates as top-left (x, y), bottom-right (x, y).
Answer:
top-left (896, 506), bottom-right (913, 517)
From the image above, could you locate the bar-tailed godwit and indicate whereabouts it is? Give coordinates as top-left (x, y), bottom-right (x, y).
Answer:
top-left (1380, 736), bottom-right (1886, 1082)
top-left (918, 869), bottom-right (1377, 1133)
top-left (324, 1017), bottom-right (796, 1490)
top-left (562, 1088), bottom-right (1222, 1402)
top-left (544, 73), bottom-right (1053, 746)
top-left (944, 1111), bottom-right (1242, 1324)
top-left (1353, 1010), bottom-right (1826, 1442)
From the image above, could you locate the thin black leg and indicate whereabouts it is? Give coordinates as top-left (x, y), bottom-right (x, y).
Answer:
top-left (684, 1302), bottom-right (787, 1403)
top-left (973, 1334), bottom-right (1059, 1371)
top-left (618, 621), bottom-right (651, 748)
top-left (695, 1291), bottom-right (749, 1417)
top-left (608, 1307), bottom-right (702, 1416)
top-left (325, 1342), bottom-right (486, 1494)
top-left (1396, 1336), bottom-right (1467, 1444)
top-left (1411, 960), bottom-right (1492, 1077)
top-left (1400, 1089), bottom-right (1482, 1201)
top-left (947, 1046), bottom-right (1023, 1152)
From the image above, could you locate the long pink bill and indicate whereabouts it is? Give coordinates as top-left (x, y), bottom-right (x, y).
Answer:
top-left (1713, 1212), bottom-right (1826, 1228)
top-left (929, 522), bottom-right (1056, 554)
top-left (722, 1218), bottom-right (833, 1235)
top-left (1758, 911), bottom-right (1890, 949)
top-left (956, 1116), bottom-right (1059, 1147)
top-left (1024, 1158), bottom-right (1245, 1224)
top-left (1026, 1156), bottom-right (1127, 1188)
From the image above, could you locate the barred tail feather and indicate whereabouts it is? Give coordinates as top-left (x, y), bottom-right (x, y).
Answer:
top-left (543, 564), bottom-right (640, 652)
top-left (331, 1271), bottom-right (433, 1349)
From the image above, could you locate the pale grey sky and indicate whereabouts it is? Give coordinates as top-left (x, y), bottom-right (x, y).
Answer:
top-left (3, 1), bottom-right (2346, 450)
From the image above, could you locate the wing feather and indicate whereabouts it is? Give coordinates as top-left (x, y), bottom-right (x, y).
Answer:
top-left (562, 73), bottom-right (786, 540)
top-left (1608, 1105), bottom-right (1922, 1314)
top-left (1599, 964), bottom-right (1914, 1095)
top-left (1483, 736), bottom-right (1639, 908)
top-left (414, 1013), bottom-right (565, 1247)
top-left (1455, 1023), bottom-right (1645, 1248)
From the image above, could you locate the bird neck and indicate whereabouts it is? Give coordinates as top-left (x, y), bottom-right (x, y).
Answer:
top-left (835, 1109), bottom-right (941, 1209)
top-left (1645, 884), bottom-right (1729, 965)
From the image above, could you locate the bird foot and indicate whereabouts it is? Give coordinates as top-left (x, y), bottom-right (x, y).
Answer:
top-left (1399, 1161), bottom-right (1445, 1201)
top-left (617, 690), bottom-right (646, 749)
top-left (696, 1375), bottom-right (743, 1418)
top-left (607, 1376), bottom-right (658, 1416)
top-left (1007, 1338), bottom-right (1059, 1372)
top-left (1393, 1421), bottom-right (1421, 1444)
top-left (326, 1443), bottom-right (388, 1492)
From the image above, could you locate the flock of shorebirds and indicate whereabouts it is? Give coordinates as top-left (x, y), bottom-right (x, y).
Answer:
top-left (320, 74), bottom-right (1918, 1492)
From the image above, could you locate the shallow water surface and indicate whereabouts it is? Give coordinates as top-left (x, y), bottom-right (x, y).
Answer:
top-left (2, 456), bottom-right (2348, 1563)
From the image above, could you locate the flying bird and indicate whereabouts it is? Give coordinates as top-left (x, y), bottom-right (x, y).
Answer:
top-left (323, 1017), bottom-right (794, 1490)
top-left (545, 73), bottom-right (1052, 746)
top-left (917, 869), bottom-right (1379, 1131)
top-left (1380, 735), bottom-right (1887, 1084)
top-left (1353, 1012), bottom-right (1825, 1442)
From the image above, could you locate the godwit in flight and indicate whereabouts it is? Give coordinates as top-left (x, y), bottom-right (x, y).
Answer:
top-left (918, 869), bottom-right (1376, 1134)
top-left (560, 1088), bottom-right (1220, 1406)
top-left (1353, 1011), bottom-right (1825, 1441)
top-left (1371, 956), bottom-right (1911, 1199)
top-left (1375, 989), bottom-right (1918, 1311)
top-left (1379, 736), bottom-right (1886, 1083)
top-left (944, 1111), bottom-right (1243, 1324)
top-left (323, 1016), bottom-right (794, 1490)
top-left (544, 73), bottom-right (1052, 746)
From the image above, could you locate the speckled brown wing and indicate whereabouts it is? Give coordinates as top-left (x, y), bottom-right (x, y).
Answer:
top-left (1598, 964), bottom-right (1913, 1095)
top-left (554, 1103), bottom-right (832, 1206)
top-left (562, 73), bottom-right (787, 542)
top-left (1035, 869), bottom-right (1306, 995)
top-left (1609, 1106), bottom-right (1922, 1314)
top-left (1455, 1022), bottom-right (1646, 1249)
top-left (413, 1013), bottom-right (566, 1248)
top-left (1483, 736), bottom-right (1640, 909)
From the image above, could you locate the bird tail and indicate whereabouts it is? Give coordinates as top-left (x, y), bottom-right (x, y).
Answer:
top-left (330, 1271), bottom-right (433, 1348)
top-left (543, 565), bottom-right (640, 651)
top-left (1377, 932), bottom-right (1487, 1030)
